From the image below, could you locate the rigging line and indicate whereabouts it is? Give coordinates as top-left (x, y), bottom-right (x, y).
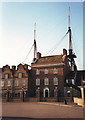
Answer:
top-left (43, 17), bottom-right (67, 43)
top-left (50, 32), bottom-right (68, 54)
top-left (71, 32), bottom-right (82, 55)
top-left (22, 44), bottom-right (34, 64)
top-left (45, 32), bottom-right (68, 55)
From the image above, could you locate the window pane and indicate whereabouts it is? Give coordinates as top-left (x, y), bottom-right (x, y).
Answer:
top-left (44, 78), bottom-right (49, 85)
top-left (22, 80), bottom-right (26, 86)
top-left (15, 80), bottom-right (19, 86)
top-left (0, 81), bottom-right (4, 87)
top-left (36, 78), bottom-right (40, 86)
top-left (5, 74), bottom-right (9, 79)
top-left (18, 73), bottom-right (22, 78)
top-left (53, 77), bottom-right (58, 85)
top-left (66, 80), bottom-right (68, 83)
top-left (7, 81), bottom-right (11, 86)
top-left (72, 79), bottom-right (75, 84)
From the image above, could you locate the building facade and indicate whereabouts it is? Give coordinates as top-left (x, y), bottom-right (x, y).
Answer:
top-left (1, 64), bottom-right (29, 102)
top-left (30, 48), bottom-right (79, 102)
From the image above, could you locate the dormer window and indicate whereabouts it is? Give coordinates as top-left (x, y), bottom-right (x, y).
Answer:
top-left (18, 73), bottom-right (22, 78)
top-left (53, 68), bottom-right (58, 74)
top-left (44, 69), bottom-right (48, 74)
top-left (36, 69), bottom-right (40, 75)
top-left (4, 74), bottom-right (9, 79)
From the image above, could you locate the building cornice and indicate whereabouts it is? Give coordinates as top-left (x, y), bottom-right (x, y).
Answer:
top-left (31, 63), bottom-right (65, 68)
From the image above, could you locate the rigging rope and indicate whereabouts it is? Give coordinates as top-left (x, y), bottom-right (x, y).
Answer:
top-left (22, 44), bottom-right (34, 64)
top-left (45, 32), bottom-right (68, 55)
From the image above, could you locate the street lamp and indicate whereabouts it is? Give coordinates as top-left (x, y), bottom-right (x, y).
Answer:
top-left (22, 87), bottom-right (24, 102)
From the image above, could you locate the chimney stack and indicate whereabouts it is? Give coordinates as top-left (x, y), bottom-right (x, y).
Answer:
top-left (12, 65), bottom-right (16, 71)
top-left (37, 52), bottom-right (41, 59)
top-left (63, 49), bottom-right (67, 56)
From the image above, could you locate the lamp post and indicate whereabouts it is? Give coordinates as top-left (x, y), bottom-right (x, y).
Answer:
top-left (22, 87), bottom-right (24, 102)
top-left (6, 88), bottom-right (9, 102)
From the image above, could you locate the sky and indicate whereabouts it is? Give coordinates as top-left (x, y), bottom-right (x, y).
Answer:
top-left (0, 1), bottom-right (83, 70)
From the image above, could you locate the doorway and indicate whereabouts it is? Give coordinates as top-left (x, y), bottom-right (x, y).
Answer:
top-left (43, 87), bottom-right (49, 98)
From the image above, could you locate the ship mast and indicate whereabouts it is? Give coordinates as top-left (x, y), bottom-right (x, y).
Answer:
top-left (67, 7), bottom-right (77, 71)
top-left (33, 23), bottom-right (37, 61)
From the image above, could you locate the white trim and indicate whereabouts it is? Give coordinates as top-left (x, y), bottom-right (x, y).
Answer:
top-left (32, 63), bottom-right (65, 68)
top-left (53, 77), bottom-right (58, 85)
top-left (44, 78), bottom-right (49, 85)
top-left (36, 78), bottom-right (40, 86)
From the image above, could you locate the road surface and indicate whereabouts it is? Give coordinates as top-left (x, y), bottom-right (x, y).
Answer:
top-left (1, 102), bottom-right (84, 119)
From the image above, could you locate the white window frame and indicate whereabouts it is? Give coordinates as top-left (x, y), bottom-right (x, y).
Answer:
top-left (7, 80), bottom-right (11, 86)
top-left (66, 79), bottom-right (68, 83)
top-left (36, 69), bottom-right (40, 75)
top-left (5, 74), bottom-right (9, 79)
top-left (1, 81), bottom-right (4, 87)
top-left (53, 68), bottom-right (58, 74)
top-left (44, 78), bottom-right (49, 85)
top-left (72, 79), bottom-right (75, 84)
top-left (36, 78), bottom-right (40, 86)
top-left (18, 73), bottom-right (22, 78)
top-left (72, 65), bottom-right (74, 71)
top-left (22, 80), bottom-right (26, 86)
top-left (44, 69), bottom-right (48, 74)
top-left (15, 80), bottom-right (19, 86)
top-left (53, 77), bottom-right (58, 85)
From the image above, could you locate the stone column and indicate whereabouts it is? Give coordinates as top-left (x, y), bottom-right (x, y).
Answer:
top-left (6, 90), bottom-right (9, 102)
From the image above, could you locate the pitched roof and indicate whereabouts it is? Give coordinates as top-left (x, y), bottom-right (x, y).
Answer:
top-left (34, 55), bottom-right (64, 64)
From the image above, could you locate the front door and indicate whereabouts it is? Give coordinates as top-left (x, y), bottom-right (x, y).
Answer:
top-left (45, 90), bottom-right (48, 98)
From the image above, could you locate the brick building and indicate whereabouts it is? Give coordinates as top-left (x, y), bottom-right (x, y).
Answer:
top-left (1, 64), bottom-right (29, 102)
top-left (30, 49), bottom-right (71, 102)
top-left (0, 17), bottom-right (84, 103)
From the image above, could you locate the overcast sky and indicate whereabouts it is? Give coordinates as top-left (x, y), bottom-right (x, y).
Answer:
top-left (0, 1), bottom-right (83, 70)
